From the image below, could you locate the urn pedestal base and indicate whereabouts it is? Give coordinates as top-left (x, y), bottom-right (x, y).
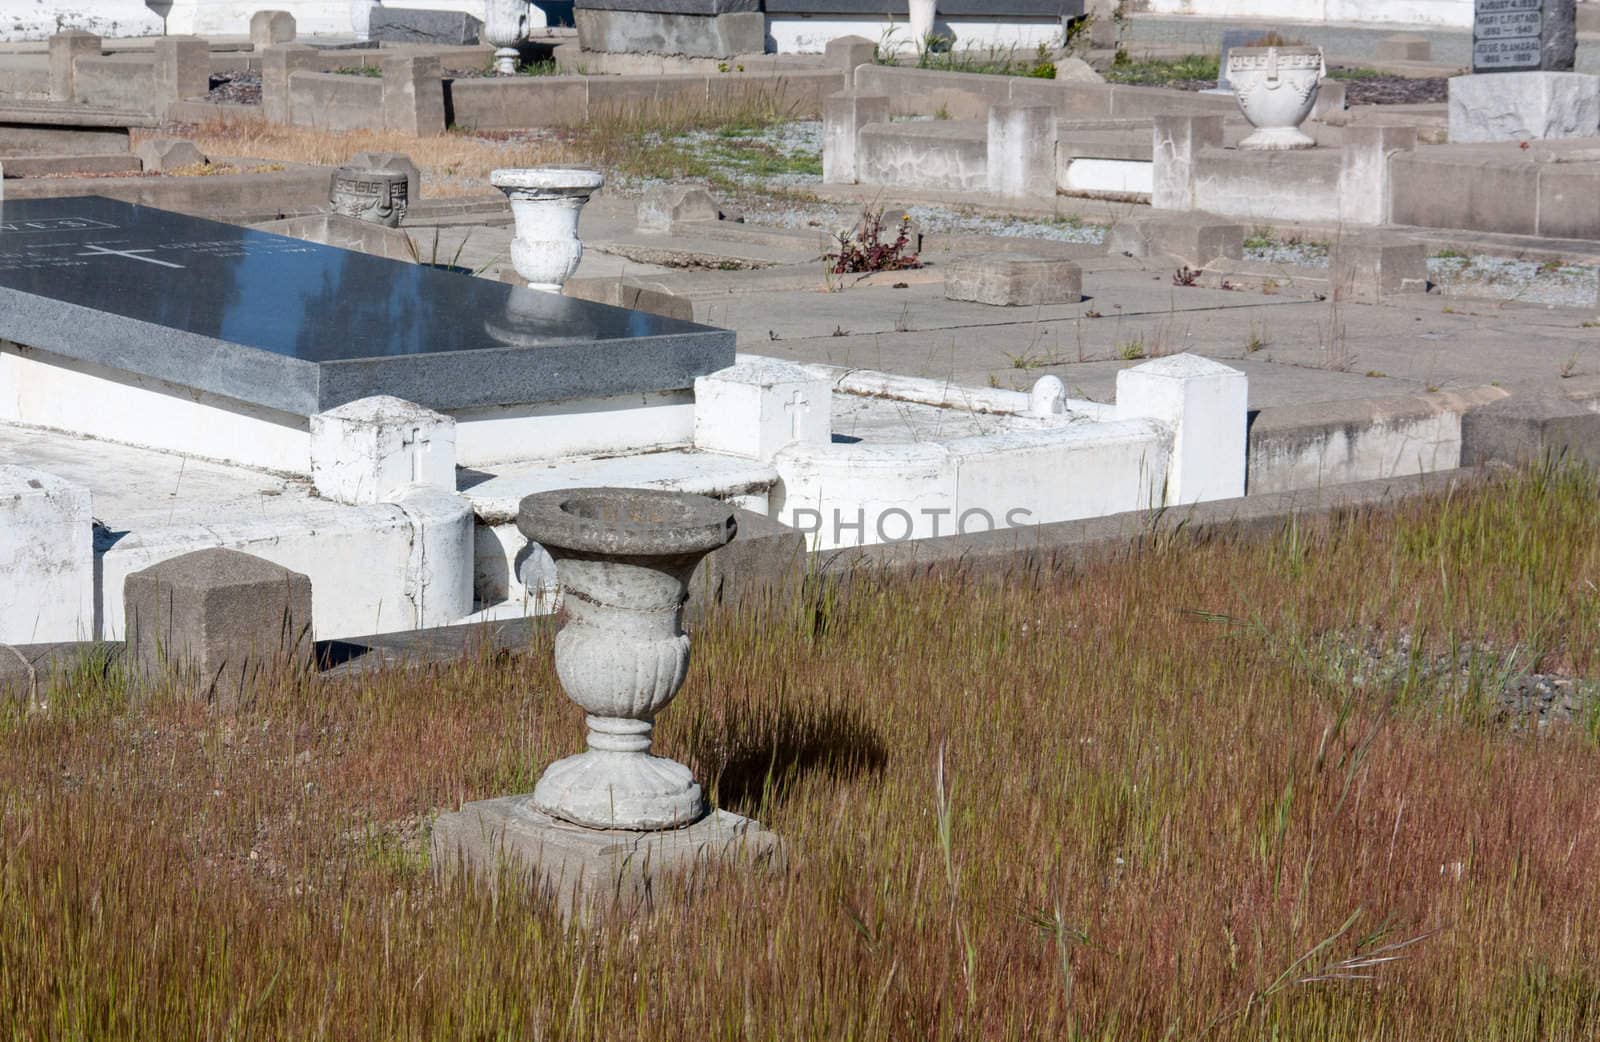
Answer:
top-left (433, 797), bottom-right (783, 921)
top-left (1238, 125), bottom-right (1316, 150)
top-left (533, 748), bottom-right (705, 831)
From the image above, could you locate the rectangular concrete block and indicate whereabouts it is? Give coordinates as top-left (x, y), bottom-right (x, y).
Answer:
top-left (1151, 114), bottom-right (1223, 211)
top-left (1461, 393), bottom-right (1600, 467)
top-left (1338, 124), bottom-right (1417, 226)
top-left (944, 253), bottom-right (1083, 307)
top-left (260, 43), bottom-right (318, 123)
top-left (1115, 354), bottom-right (1247, 505)
top-left (251, 10), bottom-right (297, 48)
top-left (823, 91), bottom-right (889, 184)
top-left (987, 103), bottom-right (1057, 200)
top-left (694, 360), bottom-right (831, 461)
top-left (825, 34), bottom-right (876, 71)
top-left (432, 798), bottom-right (781, 921)
top-left (153, 35), bottom-right (211, 106)
top-left (310, 395), bottom-right (457, 505)
top-left (1377, 32), bottom-right (1431, 61)
top-left (370, 7), bottom-right (482, 44)
top-left (1389, 151), bottom-right (1541, 235)
top-left (124, 548), bottom-right (314, 708)
top-left (0, 466), bottom-right (92, 645)
top-left (1330, 238), bottom-right (1429, 303)
top-left (1448, 71), bottom-right (1600, 142)
top-left (575, 8), bottom-right (765, 57)
top-left (48, 30), bottom-right (100, 102)
top-left (688, 507), bottom-right (806, 611)
top-left (1106, 214), bottom-right (1243, 265)
top-left (383, 55), bottom-right (447, 137)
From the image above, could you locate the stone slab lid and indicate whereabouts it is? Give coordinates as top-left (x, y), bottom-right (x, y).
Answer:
top-left (0, 196), bottom-right (734, 418)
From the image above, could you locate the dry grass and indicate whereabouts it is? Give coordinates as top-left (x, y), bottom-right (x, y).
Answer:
top-left (4, 464), bottom-right (1600, 1039)
top-left (169, 86), bottom-right (804, 199)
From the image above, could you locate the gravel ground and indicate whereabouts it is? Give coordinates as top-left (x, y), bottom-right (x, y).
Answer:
top-left (1429, 255), bottom-right (1599, 309)
top-left (1245, 240), bottom-right (1330, 266)
top-left (1158, 73), bottom-right (1448, 105)
top-left (1339, 75), bottom-right (1449, 106)
top-left (1317, 628), bottom-right (1599, 733)
top-left (206, 70), bottom-right (261, 105)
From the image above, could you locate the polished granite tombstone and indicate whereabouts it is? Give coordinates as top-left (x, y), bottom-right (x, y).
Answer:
top-left (0, 196), bottom-right (734, 417)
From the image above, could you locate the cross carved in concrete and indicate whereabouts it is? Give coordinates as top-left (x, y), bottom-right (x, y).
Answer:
top-left (783, 388), bottom-right (809, 440)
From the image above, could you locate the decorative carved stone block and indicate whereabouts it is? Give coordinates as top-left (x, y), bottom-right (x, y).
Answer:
top-left (331, 167), bottom-right (409, 227)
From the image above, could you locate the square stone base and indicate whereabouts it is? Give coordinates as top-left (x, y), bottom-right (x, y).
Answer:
top-left (1448, 72), bottom-right (1600, 144)
top-left (432, 795), bottom-right (783, 918)
top-left (944, 254), bottom-right (1083, 307)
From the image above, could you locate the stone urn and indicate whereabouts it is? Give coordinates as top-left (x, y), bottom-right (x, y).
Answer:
top-left (518, 488), bottom-right (737, 831)
top-left (909, 0), bottom-right (936, 50)
top-left (331, 166), bottom-right (408, 226)
top-left (491, 167), bottom-right (604, 293)
top-left (1228, 44), bottom-right (1324, 150)
top-left (485, 0), bottom-right (529, 76)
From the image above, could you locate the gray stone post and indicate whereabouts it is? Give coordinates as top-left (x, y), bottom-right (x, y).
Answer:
top-left (1151, 114), bottom-right (1223, 212)
top-left (48, 30), bottom-right (101, 102)
top-left (383, 55), bottom-right (447, 137)
top-left (153, 35), bottom-right (211, 108)
top-left (260, 43), bottom-right (318, 124)
top-left (986, 104), bottom-right (1057, 201)
top-left (1338, 124), bottom-right (1417, 226)
top-left (124, 548), bottom-right (314, 709)
top-left (823, 92), bottom-right (889, 185)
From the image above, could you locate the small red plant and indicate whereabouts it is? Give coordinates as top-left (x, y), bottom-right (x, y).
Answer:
top-left (825, 207), bottom-right (922, 275)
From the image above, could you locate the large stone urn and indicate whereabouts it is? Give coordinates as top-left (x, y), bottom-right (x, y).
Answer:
top-left (485, 0), bottom-right (529, 76)
top-left (1228, 44), bottom-right (1324, 150)
top-left (491, 167), bottom-right (604, 293)
top-left (517, 488), bottom-right (736, 831)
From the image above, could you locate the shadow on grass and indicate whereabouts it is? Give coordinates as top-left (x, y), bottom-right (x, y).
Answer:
top-left (703, 700), bottom-right (887, 816)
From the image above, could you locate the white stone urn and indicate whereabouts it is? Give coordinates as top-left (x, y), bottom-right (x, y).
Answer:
top-left (1228, 44), bottom-right (1324, 150)
top-left (517, 488), bottom-right (737, 831)
top-left (490, 167), bottom-right (604, 293)
top-left (485, 0), bottom-right (530, 76)
top-left (351, 1), bottom-right (379, 40)
top-left (909, 0), bottom-right (936, 51)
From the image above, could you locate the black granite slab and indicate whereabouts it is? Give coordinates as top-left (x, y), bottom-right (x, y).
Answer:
top-left (0, 197), bottom-right (734, 417)
top-left (763, 0), bottom-right (1083, 16)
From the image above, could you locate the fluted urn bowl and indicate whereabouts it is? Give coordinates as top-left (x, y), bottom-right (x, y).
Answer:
top-left (491, 166), bottom-right (604, 293)
top-left (1228, 45), bottom-right (1323, 150)
top-left (518, 488), bottom-right (737, 830)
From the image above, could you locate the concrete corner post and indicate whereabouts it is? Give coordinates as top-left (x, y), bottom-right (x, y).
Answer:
top-left (124, 549), bottom-right (313, 708)
top-left (309, 395), bottom-right (457, 506)
top-left (48, 30), bottom-right (101, 103)
top-left (250, 10), bottom-right (297, 49)
top-left (382, 55), bottom-right (447, 137)
top-left (1151, 114), bottom-right (1223, 211)
top-left (1115, 354), bottom-right (1247, 505)
top-left (694, 361), bottom-right (833, 461)
top-left (825, 34), bottom-right (877, 72)
top-left (0, 466), bottom-right (93, 644)
top-left (1330, 237), bottom-right (1429, 303)
top-left (987, 103), bottom-right (1057, 201)
top-left (1338, 125), bottom-right (1417, 226)
top-left (824, 92), bottom-right (889, 185)
top-left (261, 43), bottom-right (317, 124)
top-left (153, 36), bottom-right (211, 108)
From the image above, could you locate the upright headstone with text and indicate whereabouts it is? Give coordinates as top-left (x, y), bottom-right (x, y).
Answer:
top-left (1453, 0), bottom-right (1593, 142)
top-left (1472, 0), bottom-right (1576, 73)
